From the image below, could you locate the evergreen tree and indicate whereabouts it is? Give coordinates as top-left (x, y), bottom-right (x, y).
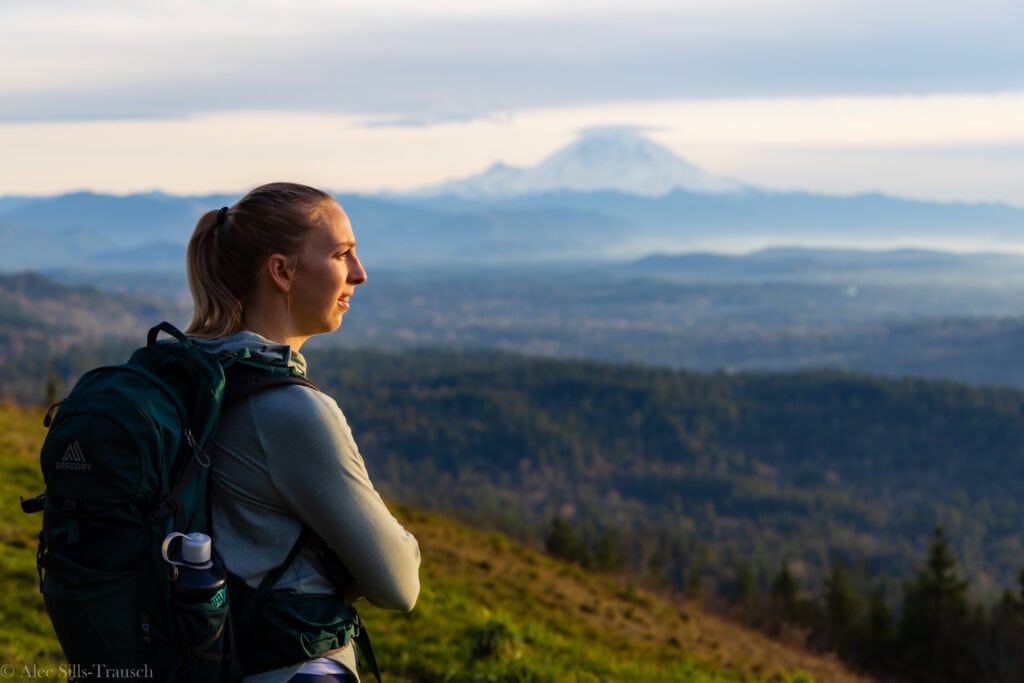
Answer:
top-left (823, 556), bottom-right (863, 655)
top-left (43, 373), bottom-right (60, 407)
top-left (898, 527), bottom-right (972, 681)
top-left (770, 561), bottom-right (800, 623)
top-left (770, 561), bottom-right (798, 614)
top-left (544, 516), bottom-right (589, 566)
top-left (730, 562), bottom-right (757, 620)
top-left (594, 531), bottom-right (624, 572)
top-left (684, 562), bottom-right (704, 602)
top-left (861, 585), bottom-right (896, 671)
top-left (976, 591), bottom-right (1024, 682)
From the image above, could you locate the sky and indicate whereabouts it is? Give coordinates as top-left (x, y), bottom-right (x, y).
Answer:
top-left (2, 0), bottom-right (1023, 205)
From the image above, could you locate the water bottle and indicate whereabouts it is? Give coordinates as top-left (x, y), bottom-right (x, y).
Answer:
top-left (161, 532), bottom-right (227, 607)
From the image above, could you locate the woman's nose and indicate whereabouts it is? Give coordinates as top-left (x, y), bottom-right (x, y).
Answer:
top-left (349, 254), bottom-right (367, 284)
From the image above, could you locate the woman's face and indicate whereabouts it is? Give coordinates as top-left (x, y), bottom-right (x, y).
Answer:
top-left (289, 201), bottom-right (367, 337)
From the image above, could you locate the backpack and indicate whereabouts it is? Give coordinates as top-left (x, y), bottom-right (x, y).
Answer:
top-left (21, 322), bottom-right (379, 682)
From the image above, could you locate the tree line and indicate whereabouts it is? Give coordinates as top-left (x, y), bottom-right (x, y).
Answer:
top-left (547, 518), bottom-right (1024, 681)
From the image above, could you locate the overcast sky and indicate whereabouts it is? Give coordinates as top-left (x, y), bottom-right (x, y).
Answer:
top-left (2, 0), bottom-right (1022, 205)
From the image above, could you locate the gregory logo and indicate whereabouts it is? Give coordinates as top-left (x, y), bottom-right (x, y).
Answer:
top-left (55, 441), bottom-right (93, 471)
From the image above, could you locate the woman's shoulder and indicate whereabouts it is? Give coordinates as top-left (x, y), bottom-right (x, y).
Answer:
top-left (245, 382), bottom-right (360, 469)
top-left (247, 379), bottom-right (339, 420)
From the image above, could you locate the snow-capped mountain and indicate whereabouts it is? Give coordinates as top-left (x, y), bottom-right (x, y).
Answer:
top-left (416, 127), bottom-right (744, 198)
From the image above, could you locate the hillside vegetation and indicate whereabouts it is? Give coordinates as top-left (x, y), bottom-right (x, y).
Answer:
top-left (0, 273), bottom-right (172, 400)
top-left (0, 404), bottom-right (857, 682)
top-left (303, 347), bottom-right (1024, 598)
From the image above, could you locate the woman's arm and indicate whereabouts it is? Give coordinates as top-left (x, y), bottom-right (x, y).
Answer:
top-left (257, 386), bottom-right (421, 610)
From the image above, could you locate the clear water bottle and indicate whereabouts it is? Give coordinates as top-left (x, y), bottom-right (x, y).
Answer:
top-left (161, 532), bottom-right (227, 607)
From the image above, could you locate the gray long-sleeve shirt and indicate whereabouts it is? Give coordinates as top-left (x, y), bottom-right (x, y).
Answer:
top-left (199, 332), bottom-right (420, 682)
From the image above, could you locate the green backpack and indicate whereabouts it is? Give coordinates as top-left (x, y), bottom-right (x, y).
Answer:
top-left (21, 322), bottom-right (378, 682)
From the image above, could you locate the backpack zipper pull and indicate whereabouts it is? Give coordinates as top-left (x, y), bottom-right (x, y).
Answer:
top-left (187, 429), bottom-right (212, 467)
top-left (43, 400), bottom-right (64, 428)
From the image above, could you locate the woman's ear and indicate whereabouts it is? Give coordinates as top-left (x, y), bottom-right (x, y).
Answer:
top-left (265, 253), bottom-right (295, 293)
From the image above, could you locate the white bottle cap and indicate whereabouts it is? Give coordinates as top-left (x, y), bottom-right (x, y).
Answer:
top-left (181, 532), bottom-right (212, 565)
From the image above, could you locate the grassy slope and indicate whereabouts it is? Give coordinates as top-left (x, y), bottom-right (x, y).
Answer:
top-left (0, 405), bottom-right (66, 670)
top-left (0, 405), bottom-right (870, 682)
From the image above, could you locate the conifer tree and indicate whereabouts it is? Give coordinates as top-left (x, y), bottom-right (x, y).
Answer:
top-left (770, 561), bottom-right (799, 623)
top-left (594, 531), bottom-right (623, 572)
top-left (772, 562), bottom-right (798, 605)
top-left (731, 562), bottom-right (757, 620)
top-left (43, 373), bottom-right (60, 408)
top-left (862, 585), bottom-right (895, 667)
top-left (823, 556), bottom-right (863, 655)
top-left (898, 527), bottom-right (971, 680)
top-left (544, 516), bottom-right (590, 567)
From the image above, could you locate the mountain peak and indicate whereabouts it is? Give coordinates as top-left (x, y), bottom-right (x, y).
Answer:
top-left (415, 127), bottom-right (743, 199)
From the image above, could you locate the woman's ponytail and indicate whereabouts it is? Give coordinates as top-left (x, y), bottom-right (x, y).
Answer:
top-left (186, 208), bottom-right (244, 337)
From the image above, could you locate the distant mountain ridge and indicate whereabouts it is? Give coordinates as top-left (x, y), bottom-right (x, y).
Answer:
top-left (2, 130), bottom-right (1024, 270)
top-left (414, 127), bottom-right (744, 198)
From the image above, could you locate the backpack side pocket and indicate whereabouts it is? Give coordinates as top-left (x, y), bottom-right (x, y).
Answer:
top-left (41, 553), bottom-right (140, 668)
top-left (171, 595), bottom-right (232, 682)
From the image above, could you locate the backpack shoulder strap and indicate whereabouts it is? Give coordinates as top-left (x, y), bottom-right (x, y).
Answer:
top-left (148, 321), bottom-right (193, 347)
top-left (222, 358), bottom-right (320, 410)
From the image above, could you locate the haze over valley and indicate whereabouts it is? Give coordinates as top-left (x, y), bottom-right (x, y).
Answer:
top-left (4, 130), bottom-right (1023, 391)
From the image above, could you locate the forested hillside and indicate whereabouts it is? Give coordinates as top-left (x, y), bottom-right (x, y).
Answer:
top-left (301, 348), bottom-right (1024, 679)
top-left (296, 347), bottom-right (1024, 600)
top-left (0, 273), bottom-right (177, 400)
top-left (4, 321), bottom-right (1023, 601)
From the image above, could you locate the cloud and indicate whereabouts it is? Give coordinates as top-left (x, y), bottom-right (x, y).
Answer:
top-left (2, 94), bottom-right (1023, 206)
top-left (2, 1), bottom-right (1022, 204)
top-left (2, 1), bottom-right (1022, 123)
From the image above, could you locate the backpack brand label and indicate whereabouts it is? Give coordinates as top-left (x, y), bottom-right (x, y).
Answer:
top-left (55, 441), bottom-right (93, 471)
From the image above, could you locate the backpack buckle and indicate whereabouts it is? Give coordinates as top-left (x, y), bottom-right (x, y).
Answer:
top-left (20, 493), bottom-right (45, 514)
top-left (147, 496), bottom-right (178, 525)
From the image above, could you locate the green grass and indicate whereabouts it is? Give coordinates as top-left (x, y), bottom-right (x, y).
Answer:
top-left (356, 512), bottom-right (838, 683)
top-left (0, 405), bottom-right (852, 682)
top-left (0, 406), bottom-right (67, 671)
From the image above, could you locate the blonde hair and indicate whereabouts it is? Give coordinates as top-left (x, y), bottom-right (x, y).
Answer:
top-left (186, 182), bottom-right (334, 338)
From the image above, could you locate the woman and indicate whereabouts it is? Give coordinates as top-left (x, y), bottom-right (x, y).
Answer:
top-left (185, 182), bottom-right (420, 682)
